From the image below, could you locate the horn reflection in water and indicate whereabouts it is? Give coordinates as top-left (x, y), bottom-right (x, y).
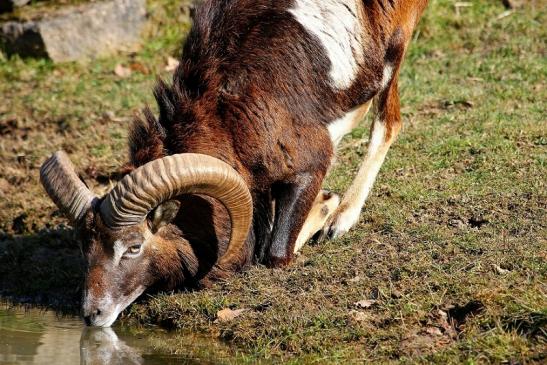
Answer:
top-left (80, 328), bottom-right (143, 365)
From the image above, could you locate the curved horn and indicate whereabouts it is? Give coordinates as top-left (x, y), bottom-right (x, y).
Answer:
top-left (100, 154), bottom-right (253, 266)
top-left (40, 151), bottom-right (97, 223)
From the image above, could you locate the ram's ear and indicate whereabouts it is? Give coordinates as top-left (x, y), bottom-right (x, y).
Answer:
top-left (150, 200), bottom-right (181, 233)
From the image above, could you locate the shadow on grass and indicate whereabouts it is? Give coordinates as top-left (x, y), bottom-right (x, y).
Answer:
top-left (0, 227), bottom-right (83, 314)
top-left (501, 311), bottom-right (547, 342)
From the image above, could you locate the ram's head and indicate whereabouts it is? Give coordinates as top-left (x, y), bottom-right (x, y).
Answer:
top-left (40, 151), bottom-right (252, 327)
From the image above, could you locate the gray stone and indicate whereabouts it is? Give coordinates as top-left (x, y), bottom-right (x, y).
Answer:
top-left (0, 0), bottom-right (31, 14)
top-left (0, 0), bottom-right (146, 62)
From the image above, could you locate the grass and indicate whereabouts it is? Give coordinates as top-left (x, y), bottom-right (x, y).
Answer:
top-left (0, 0), bottom-right (545, 363)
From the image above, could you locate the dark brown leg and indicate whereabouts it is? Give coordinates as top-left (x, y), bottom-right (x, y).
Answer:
top-left (266, 173), bottom-right (324, 267)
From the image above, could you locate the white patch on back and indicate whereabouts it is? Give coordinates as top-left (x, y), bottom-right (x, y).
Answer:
top-left (289, 0), bottom-right (364, 89)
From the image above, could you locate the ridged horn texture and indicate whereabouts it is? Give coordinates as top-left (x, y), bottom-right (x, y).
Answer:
top-left (100, 153), bottom-right (253, 266)
top-left (40, 151), bottom-right (97, 223)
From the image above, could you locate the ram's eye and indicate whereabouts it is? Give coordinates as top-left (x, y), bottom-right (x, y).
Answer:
top-left (127, 245), bottom-right (142, 255)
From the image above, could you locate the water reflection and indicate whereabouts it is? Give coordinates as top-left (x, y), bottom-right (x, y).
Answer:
top-left (0, 309), bottom-right (81, 365)
top-left (81, 328), bottom-right (144, 365)
top-left (0, 306), bottom-right (232, 365)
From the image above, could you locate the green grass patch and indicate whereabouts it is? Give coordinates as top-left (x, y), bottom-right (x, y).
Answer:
top-left (0, 0), bottom-right (545, 363)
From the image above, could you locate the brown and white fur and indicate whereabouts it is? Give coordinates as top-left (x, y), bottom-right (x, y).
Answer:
top-left (144, 0), bottom-right (429, 264)
top-left (290, 0), bottom-right (429, 243)
top-left (42, 0), bottom-right (429, 327)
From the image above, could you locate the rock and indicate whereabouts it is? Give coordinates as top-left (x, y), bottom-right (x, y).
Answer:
top-left (0, 0), bottom-right (146, 62)
top-left (0, 0), bottom-right (30, 14)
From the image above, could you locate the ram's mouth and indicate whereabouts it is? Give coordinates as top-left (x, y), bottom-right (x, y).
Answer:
top-left (86, 286), bottom-right (146, 327)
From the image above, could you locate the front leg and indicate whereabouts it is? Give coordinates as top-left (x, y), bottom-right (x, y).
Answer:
top-left (266, 173), bottom-right (323, 267)
top-left (319, 27), bottom-right (409, 240)
top-left (294, 190), bottom-right (340, 253)
top-left (322, 78), bottom-right (402, 240)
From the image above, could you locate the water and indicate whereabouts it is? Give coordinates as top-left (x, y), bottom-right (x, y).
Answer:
top-left (0, 306), bottom-right (232, 365)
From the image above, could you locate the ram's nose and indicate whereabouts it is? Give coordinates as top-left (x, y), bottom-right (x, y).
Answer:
top-left (83, 308), bottom-right (103, 326)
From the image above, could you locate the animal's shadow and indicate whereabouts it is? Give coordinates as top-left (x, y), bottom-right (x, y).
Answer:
top-left (0, 227), bottom-right (84, 313)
